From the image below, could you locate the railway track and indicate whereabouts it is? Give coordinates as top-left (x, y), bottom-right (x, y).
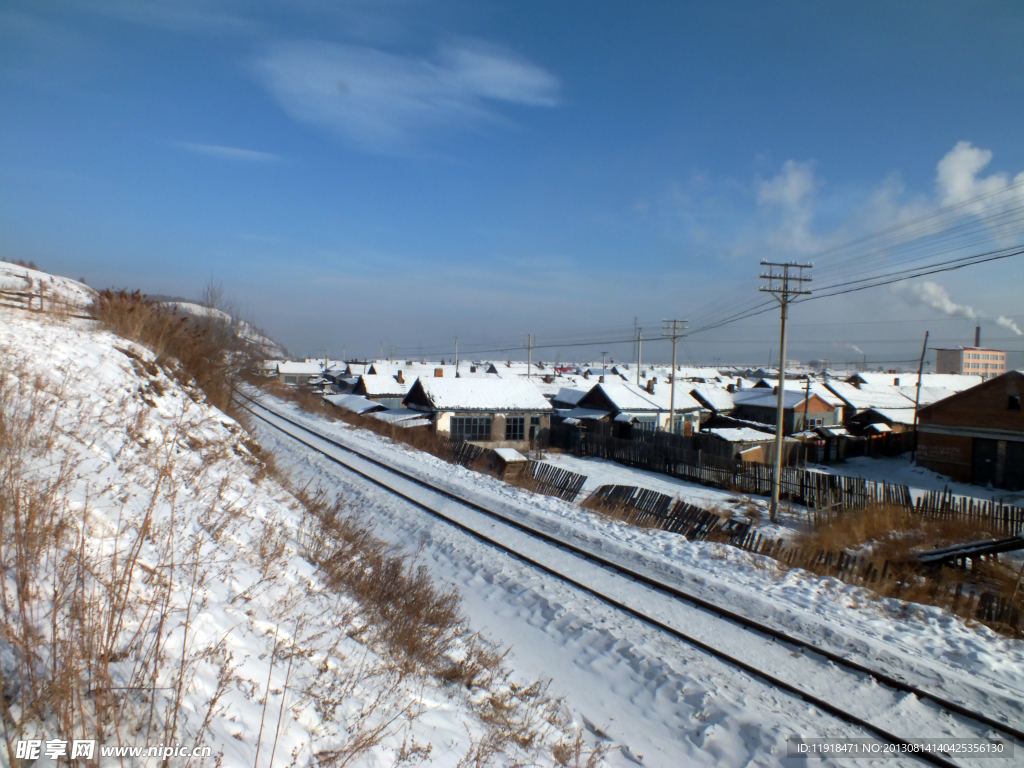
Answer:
top-left (239, 392), bottom-right (1021, 768)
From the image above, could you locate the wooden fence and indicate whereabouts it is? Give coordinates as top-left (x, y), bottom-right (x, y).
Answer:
top-left (513, 461), bottom-right (588, 502)
top-left (438, 436), bottom-right (487, 468)
top-left (553, 421), bottom-right (1023, 533)
top-left (582, 484), bottom-right (750, 541)
top-left (582, 483), bottom-right (1022, 631)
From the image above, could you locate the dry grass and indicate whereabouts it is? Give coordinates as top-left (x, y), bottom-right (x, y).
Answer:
top-left (795, 502), bottom-right (1022, 635)
top-left (91, 288), bottom-right (256, 414)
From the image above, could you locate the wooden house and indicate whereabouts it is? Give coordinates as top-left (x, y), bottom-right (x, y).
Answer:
top-left (402, 378), bottom-right (553, 449)
top-left (916, 370), bottom-right (1024, 490)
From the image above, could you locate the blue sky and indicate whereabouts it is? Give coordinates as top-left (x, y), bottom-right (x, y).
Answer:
top-left (2, 1), bottom-right (1023, 366)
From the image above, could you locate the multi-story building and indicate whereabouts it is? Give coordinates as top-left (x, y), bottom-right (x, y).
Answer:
top-left (935, 347), bottom-right (1006, 381)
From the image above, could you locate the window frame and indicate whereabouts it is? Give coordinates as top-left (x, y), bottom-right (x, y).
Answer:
top-left (505, 416), bottom-right (525, 441)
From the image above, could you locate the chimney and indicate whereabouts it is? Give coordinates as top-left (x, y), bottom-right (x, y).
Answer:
top-left (646, 378), bottom-right (655, 394)
top-left (727, 383), bottom-right (736, 393)
top-left (772, 385), bottom-right (778, 394)
top-left (735, 378), bottom-right (743, 389)
top-left (975, 326), bottom-right (981, 347)
top-left (470, 365), bottom-right (477, 373)
top-left (893, 377), bottom-right (899, 386)
top-left (396, 370), bottom-right (404, 384)
top-left (599, 375), bottom-right (605, 383)
top-left (583, 370), bottom-right (590, 379)
top-left (544, 374), bottom-right (553, 384)
top-left (434, 368), bottom-right (443, 378)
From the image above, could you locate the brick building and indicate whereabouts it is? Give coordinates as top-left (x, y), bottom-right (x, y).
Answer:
top-left (916, 370), bottom-right (1024, 491)
top-left (935, 347), bottom-right (1006, 381)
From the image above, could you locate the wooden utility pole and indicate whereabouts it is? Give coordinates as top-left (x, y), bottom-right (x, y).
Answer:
top-left (525, 334), bottom-right (535, 379)
top-left (455, 337), bottom-right (459, 376)
top-left (636, 327), bottom-right (642, 385)
top-left (759, 260), bottom-right (812, 522)
top-left (662, 319), bottom-right (688, 434)
top-left (911, 331), bottom-right (929, 463)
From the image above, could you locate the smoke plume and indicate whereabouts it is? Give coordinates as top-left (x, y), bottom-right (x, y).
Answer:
top-left (997, 316), bottom-right (1023, 336)
top-left (903, 281), bottom-right (978, 319)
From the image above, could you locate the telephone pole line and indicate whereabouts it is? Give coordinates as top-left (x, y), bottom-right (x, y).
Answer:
top-left (635, 327), bottom-right (642, 385)
top-left (524, 334), bottom-right (535, 379)
top-left (759, 260), bottom-right (812, 522)
top-left (661, 319), bottom-right (688, 434)
top-left (454, 337), bottom-right (459, 376)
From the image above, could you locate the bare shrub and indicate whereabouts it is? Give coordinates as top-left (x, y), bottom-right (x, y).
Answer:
top-left (90, 289), bottom-right (243, 413)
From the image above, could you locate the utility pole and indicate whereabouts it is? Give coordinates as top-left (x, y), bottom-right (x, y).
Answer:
top-left (389, 345), bottom-right (397, 363)
top-left (636, 327), bottom-right (643, 386)
top-left (342, 346), bottom-right (347, 361)
top-left (911, 331), bottom-right (929, 463)
top-left (524, 334), bottom-right (535, 379)
top-left (379, 342), bottom-right (383, 361)
top-left (662, 319), bottom-right (688, 434)
top-left (601, 350), bottom-right (608, 372)
top-left (633, 316), bottom-right (638, 364)
top-left (454, 337), bottom-right (459, 376)
top-left (759, 260), bottom-right (812, 522)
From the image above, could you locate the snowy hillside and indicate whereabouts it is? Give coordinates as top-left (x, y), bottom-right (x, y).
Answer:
top-left (0, 260), bottom-right (96, 309)
top-left (0, 292), bottom-right (587, 765)
top-left (165, 300), bottom-right (287, 359)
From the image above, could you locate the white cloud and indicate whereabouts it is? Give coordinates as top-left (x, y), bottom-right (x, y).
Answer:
top-left (175, 142), bottom-right (281, 162)
top-left (251, 40), bottom-right (559, 153)
top-left (935, 141), bottom-right (1024, 242)
top-left (752, 159), bottom-right (822, 255)
top-left (901, 280), bottom-right (978, 319)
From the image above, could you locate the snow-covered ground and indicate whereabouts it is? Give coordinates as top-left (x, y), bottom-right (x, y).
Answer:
top-left (0, 296), bottom-right (587, 766)
top-left (247, 390), bottom-right (1024, 766)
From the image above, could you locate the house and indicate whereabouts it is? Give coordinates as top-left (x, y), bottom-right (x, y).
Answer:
top-left (402, 378), bottom-right (554, 449)
top-left (823, 381), bottom-right (916, 422)
top-left (572, 380), bottom-right (706, 436)
top-left (351, 373), bottom-right (415, 409)
top-left (277, 361), bottom-right (324, 386)
top-left (915, 370), bottom-right (1024, 491)
top-left (935, 347), bottom-right (1006, 381)
top-left (732, 388), bottom-right (840, 435)
top-left (703, 427), bottom-right (787, 462)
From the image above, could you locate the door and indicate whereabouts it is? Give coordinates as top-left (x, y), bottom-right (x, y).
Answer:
top-left (1002, 440), bottom-right (1024, 492)
top-left (971, 438), bottom-right (998, 487)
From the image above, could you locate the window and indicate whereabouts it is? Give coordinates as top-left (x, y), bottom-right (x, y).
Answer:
top-left (1010, 396), bottom-right (1021, 412)
top-left (284, 376), bottom-right (297, 385)
top-left (634, 415), bottom-right (657, 432)
top-left (451, 416), bottom-right (491, 441)
top-left (505, 416), bottom-right (525, 441)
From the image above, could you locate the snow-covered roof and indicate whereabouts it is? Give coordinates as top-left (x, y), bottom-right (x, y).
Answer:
top-left (494, 447), bottom-right (527, 462)
top-left (732, 388), bottom-right (828, 410)
top-left (369, 407), bottom-right (427, 424)
top-left (322, 394), bottom-right (383, 414)
top-left (861, 408), bottom-right (917, 426)
top-left (707, 427), bottom-right (776, 443)
top-left (355, 374), bottom-right (414, 398)
top-left (278, 361), bottom-right (323, 376)
top-left (824, 381), bottom-right (915, 411)
top-left (866, 422), bottom-right (892, 433)
top-left (560, 407), bottom-right (611, 421)
top-left (845, 372), bottom-right (982, 391)
top-left (897, 386), bottom-right (957, 407)
top-left (552, 387), bottom-right (588, 406)
top-left (585, 381), bottom-right (703, 413)
top-left (406, 378), bottom-right (553, 412)
top-left (689, 384), bottom-right (736, 412)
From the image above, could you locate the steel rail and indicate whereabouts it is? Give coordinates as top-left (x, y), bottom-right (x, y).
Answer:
top-left (239, 393), bottom-right (1020, 767)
